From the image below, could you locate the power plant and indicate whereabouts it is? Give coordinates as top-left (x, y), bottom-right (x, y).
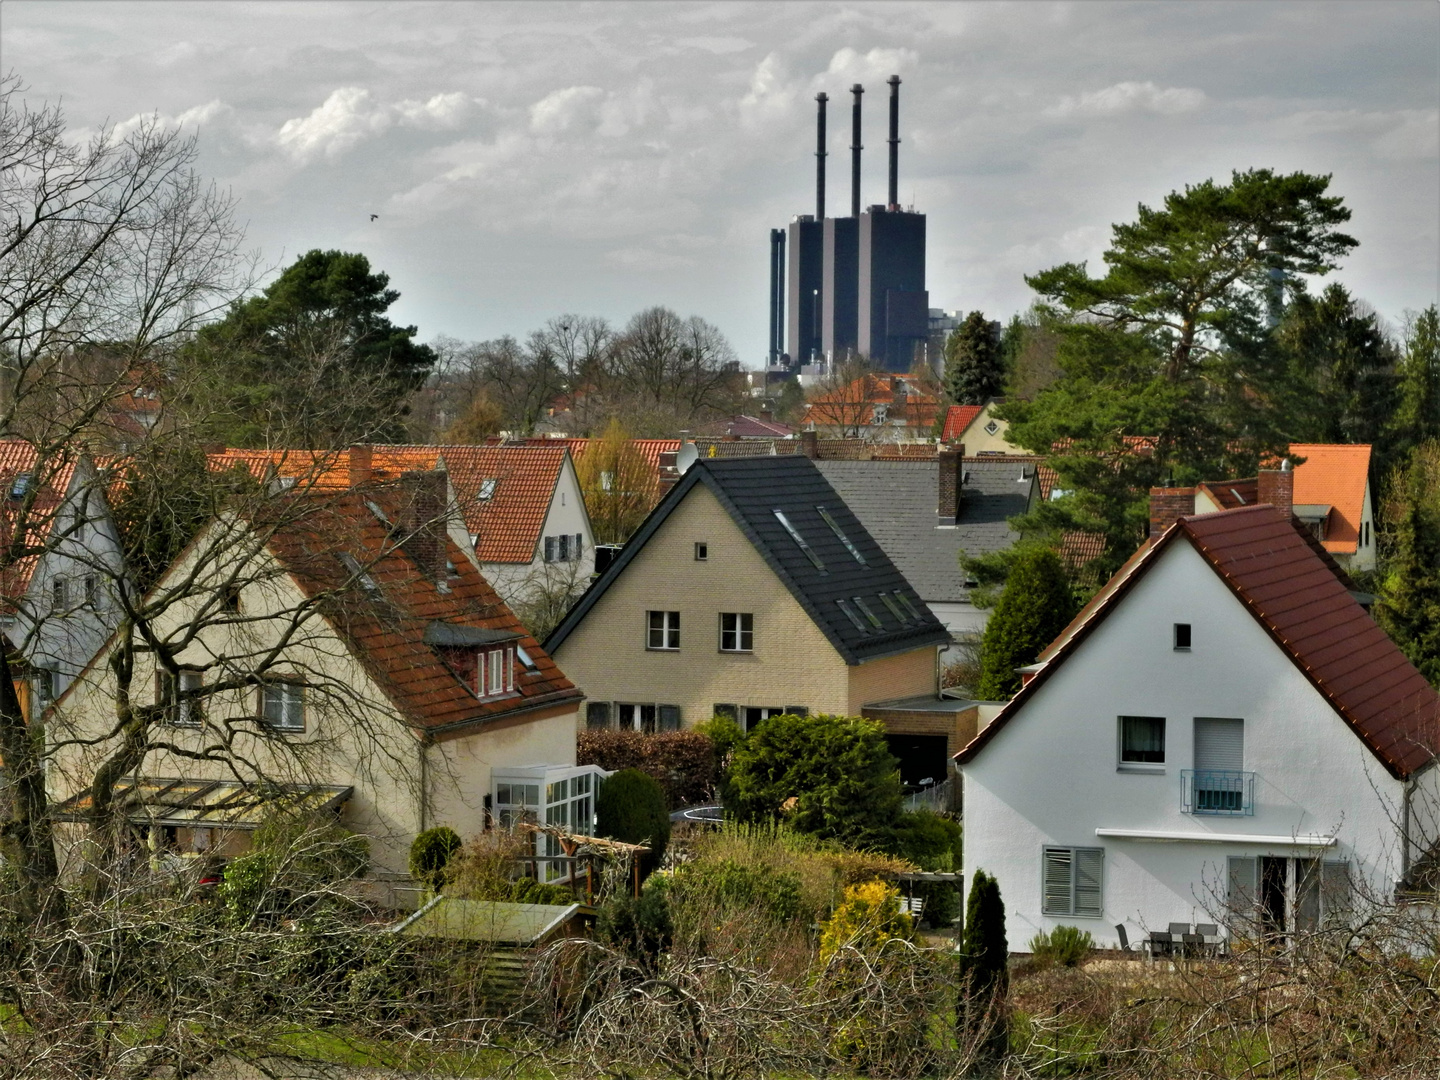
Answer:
top-left (766, 74), bottom-right (928, 375)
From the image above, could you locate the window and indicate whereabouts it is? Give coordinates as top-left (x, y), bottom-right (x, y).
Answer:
top-left (478, 479), bottom-right (498, 500)
top-left (1174, 623), bottom-right (1192, 650)
top-left (338, 552), bottom-right (379, 594)
top-left (713, 703), bottom-right (738, 723)
top-left (1119, 716), bottom-right (1165, 765)
top-left (33, 669), bottom-right (57, 711)
top-left (694, 542), bottom-right (708, 561)
top-left (480, 646), bottom-right (515, 697)
top-left (773, 510), bottom-right (825, 570)
top-left (852, 596), bottom-right (885, 630)
top-left (817, 506), bottom-right (867, 565)
top-left (160, 669), bottom-right (204, 727)
top-left (984, 419), bottom-right (999, 436)
top-left (1042, 846), bottom-right (1104, 917)
top-left (1228, 856), bottom-right (1352, 934)
top-left (260, 681), bottom-right (305, 732)
top-left (743, 705), bottom-right (788, 731)
top-left (647, 610), bottom-right (680, 650)
top-left (1187, 717), bottom-right (1250, 814)
top-left (617, 703), bottom-right (669, 733)
top-left (659, 705), bottom-right (682, 731)
top-left (879, 591), bottom-right (908, 625)
top-left (52, 577), bottom-right (68, 613)
top-left (83, 576), bottom-right (99, 609)
top-left (222, 585), bottom-right (243, 613)
top-left (720, 612), bottom-right (754, 652)
top-left (836, 598), bottom-right (869, 633)
top-left (586, 702), bottom-right (612, 729)
top-left (573, 533), bottom-right (584, 560)
top-left (493, 781), bottom-right (539, 828)
top-left (893, 591), bottom-right (923, 622)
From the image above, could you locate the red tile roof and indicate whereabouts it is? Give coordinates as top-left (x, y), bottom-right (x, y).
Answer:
top-left (208, 448), bottom-right (439, 490)
top-left (960, 504), bottom-right (1439, 779)
top-left (804, 374), bottom-right (943, 429)
top-left (1289, 443), bottom-right (1370, 555)
top-left (427, 445), bottom-right (568, 564)
top-left (941, 405), bottom-right (982, 443)
top-left (0, 441), bottom-right (77, 600)
top-left (265, 487), bottom-right (580, 736)
top-left (1196, 478), bottom-right (1259, 511)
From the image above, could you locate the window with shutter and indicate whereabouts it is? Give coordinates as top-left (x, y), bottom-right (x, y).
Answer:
top-left (1043, 846), bottom-right (1104, 917)
top-left (1074, 849), bottom-right (1104, 916)
top-left (1227, 856), bottom-right (1258, 927)
top-left (659, 705), bottom-right (681, 731)
top-left (1194, 717), bottom-right (1244, 770)
top-left (543, 536), bottom-right (556, 563)
top-left (1043, 847), bottom-right (1073, 916)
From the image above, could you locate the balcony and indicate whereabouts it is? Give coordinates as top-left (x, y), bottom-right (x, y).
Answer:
top-left (1181, 769), bottom-right (1255, 816)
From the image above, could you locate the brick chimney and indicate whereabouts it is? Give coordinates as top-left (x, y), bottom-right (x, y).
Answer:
top-left (799, 429), bottom-right (819, 459)
top-left (938, 448), bottom-right (962, 524)
top-left (1149, 486), bottom-right (1195, 538)
top-left (348, 444), bottom-right (373, 489)
top-left (400, 470), bottom-right (448, 578)
top-left (1257, 460), bottom-right (1294, 518)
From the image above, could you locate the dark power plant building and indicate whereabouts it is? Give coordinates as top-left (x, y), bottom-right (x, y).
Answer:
top-left (767, 75), bottom-right (928, 374)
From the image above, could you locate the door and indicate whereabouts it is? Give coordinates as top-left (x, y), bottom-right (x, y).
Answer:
top-left (1260, 856), bottom-right (1288, 937)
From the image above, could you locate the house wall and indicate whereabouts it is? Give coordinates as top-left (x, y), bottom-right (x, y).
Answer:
top-left (49, 525), bottom-right (578, 879)
top-left (1346, 480), bottom-right (1377, 573)
top-left (961, 538), bottom-right (1406, 951)
top-left (959, 406), bottom-right (1020, 455)
top-left (553, 484), bottom-right (935, 728)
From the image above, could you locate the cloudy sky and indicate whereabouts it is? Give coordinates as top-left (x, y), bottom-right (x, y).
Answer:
top-left (7, 1), bottom-right (1437, 363)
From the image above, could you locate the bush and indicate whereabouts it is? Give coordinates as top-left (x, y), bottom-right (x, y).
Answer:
top-left (409, 826), bottom-right (462, 891)
top-left (596, 768), bottom-right (671, 875)
top-left (695, 713), bottom-right (745, 766)
top-left (578, 729), bottom-right (717, 808)
top-left (597, 877), bottom-right (672, 961)
top-left (819, 880), bottom-right (914, 961)
top-left (891, 810), bottom-right (964, 927)
top-left (218, 811), bottom-right (369, 925)
top-left (724, 713), bottom-right (902, 849)
top-left (959, 869), bottom-right (1009, 1057)
top-left (1028, 925), bottom-right (1094, 968)
top-left (671, 859), bottom-right (805, 924)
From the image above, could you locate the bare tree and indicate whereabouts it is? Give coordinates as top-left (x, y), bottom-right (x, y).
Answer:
top-left (803, 356), bottom-right (885, 439)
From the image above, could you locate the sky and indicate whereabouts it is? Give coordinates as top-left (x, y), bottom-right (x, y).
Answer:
top-left (5, 1), bottom-right (1438, 365)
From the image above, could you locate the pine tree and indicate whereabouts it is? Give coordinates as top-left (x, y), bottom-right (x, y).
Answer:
top-left (976, 548), bottom-right (1076, 699)
top-left (959, 869), bottom-right (1009, 1056)
top-left (943, 311), bottom-right (1005, 405)
top-left (1375, 443), bottom-right (1440, 687)
top-left (1393, 306), bottom-right (1440, 456)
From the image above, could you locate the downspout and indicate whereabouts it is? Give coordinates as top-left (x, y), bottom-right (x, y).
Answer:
top-left (418, 736), bottom-right (430, 833)
top-left (1401, 775), bottom-right (1414, 888)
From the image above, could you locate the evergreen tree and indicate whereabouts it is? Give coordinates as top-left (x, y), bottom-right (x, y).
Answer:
top-left (1393, 306), bottom-right (1440, 457)
top-left (595, 768), bottom-right (671, 875)
top-left (959, 869), bottom-right (1008, 1056)
top-left (943, 311), bottom-right (1005, 405)
top-left (1375, 443), bottom-right (1440, 687)
top-left (977, 548), bottom-right (1076, 699)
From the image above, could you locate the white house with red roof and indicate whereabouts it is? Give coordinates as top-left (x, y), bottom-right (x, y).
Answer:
top-left (957, 495), bottom-right (1440, 952)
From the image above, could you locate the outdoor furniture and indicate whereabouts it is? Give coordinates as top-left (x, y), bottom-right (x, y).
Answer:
top-left (1168, 921), bottom-right (1192, 937)
top-left (1147, 930), bottom-right (1174, 958)
top-left (1115, 924), bottom-right (1132, 953)
top-left (1182, 932), bottom-right (1205, 958)
top-left (1195, 923), bottom-right (1223, 957)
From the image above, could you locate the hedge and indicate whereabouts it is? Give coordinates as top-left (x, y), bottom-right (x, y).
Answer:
top-left (578, 729), bottom-right (716, 809)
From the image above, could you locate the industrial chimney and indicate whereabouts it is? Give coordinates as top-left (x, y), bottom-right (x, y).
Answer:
top-left (815, 92), bottom-right (828, 221)
top-left (887, 75), bottom-right (900, 210)
top-left (850, 83), bottom-right (863, 218)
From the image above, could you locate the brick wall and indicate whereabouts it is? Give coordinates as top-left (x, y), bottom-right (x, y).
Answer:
top-left (1149, 487), bottom-right (1195, 538)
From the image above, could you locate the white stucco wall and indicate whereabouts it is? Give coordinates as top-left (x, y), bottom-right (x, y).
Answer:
top-left (961, 538), bottom-right (1407, 951)
top-left (481, 455), bottom-right (595, 608)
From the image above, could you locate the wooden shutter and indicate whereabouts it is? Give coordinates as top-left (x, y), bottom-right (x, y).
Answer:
top-left (1194, 717), bottom-right (1244, 771)
top-left (1043, 847), bottom-right (1073, 915)
top-left (1321, 861), bottom-right (1352, 926)
top-left (1227, 856), bottom-right (1258, 926)
top-left (1295, 857), bottom-right (1322, 932)
top-left (1074, 849), bottom-right (1104, 917)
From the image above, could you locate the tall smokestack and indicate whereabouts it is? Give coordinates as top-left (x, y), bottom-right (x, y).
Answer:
top-left (850, 83), bottom-right (863, 218)
top-left (815, 92), bottom-right (828, 221)
top-left (887, 75), bottom-right (900, 210)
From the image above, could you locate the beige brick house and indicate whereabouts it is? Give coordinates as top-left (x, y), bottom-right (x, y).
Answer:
top-left (545, 456), bottom-right (950, 733)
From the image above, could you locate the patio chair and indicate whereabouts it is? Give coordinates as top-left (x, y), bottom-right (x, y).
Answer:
top-left (1181, 932), bottom-right (1205, 958)
top-left (1148, 930), bottom-right (1174, 958)
top-left (1195, 923), bottom-right (1222, 957)
top-left (1168, 921), bottom-right (1192, 937)
top-left (1115, 924), bottom-right (1132, 953)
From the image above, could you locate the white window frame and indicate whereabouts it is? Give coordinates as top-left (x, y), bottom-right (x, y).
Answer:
top-left (1042, 845), bottom-right (1104, 918)
top-left (720, 612), bottom-right (754, 652)
top-left (260, 681), bottom-right (306, 732)
top-left (646, 610), bottom-right (680, 651)
top-left (480, 645), bottom-right (514, 698)
top-left (1118, 715), bottom-right (1166, 770)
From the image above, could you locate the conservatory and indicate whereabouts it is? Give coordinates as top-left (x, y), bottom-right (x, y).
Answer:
top-left (491, 763), bottom-right (609, 881)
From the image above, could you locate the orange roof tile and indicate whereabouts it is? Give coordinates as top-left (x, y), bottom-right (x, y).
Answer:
top-left (265, 486), bottom-right (581, 735)
top-left (0, 441), bottom-right (78, 600)
top-left (208, 448), bottom-right (439, 491)
top-left (941, 405), bottom-right (982, 443)
top-left (420, 445), bottom-right (568, 564)
top-left (1288, 443), bottom-right (1370, 555)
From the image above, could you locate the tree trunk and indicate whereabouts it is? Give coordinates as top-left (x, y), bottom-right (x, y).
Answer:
top-left (0, 648), bottom-right (63, 923)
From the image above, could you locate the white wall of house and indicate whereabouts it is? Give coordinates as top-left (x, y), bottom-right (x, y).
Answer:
top-left (1346, 479), bottom-right (1378, 573)
top-left (481, 456), bottom-right (595, 608)
top-left (961, 538), bottom-right (1410, 951)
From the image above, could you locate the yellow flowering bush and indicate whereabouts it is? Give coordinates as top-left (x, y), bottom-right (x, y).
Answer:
top-left (819, 880), bottom-right (914, 961)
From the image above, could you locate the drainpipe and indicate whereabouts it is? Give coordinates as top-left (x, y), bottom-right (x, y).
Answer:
top-left (418, 738), bottom-right (430, 833)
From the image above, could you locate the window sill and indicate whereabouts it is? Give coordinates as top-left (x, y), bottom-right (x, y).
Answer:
top-left (1117, 763), bottom-right (1166, 774)
top-left (644, 647), bottom-right (680, 653)
top-left (718, 649), bottom-right (755, 655)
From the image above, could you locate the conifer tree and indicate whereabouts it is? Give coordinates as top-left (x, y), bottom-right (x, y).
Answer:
top-left (959, 869), bottom-right (1009, 1056)
top-left (1375, 443), bottom-right (1440, 687)
top-left (976, 548), bottom-right (1076, 699)
top-left (1393, 306), bottom-right (1440, 455)
top-left (943, 312), bottom-right (1005, 405)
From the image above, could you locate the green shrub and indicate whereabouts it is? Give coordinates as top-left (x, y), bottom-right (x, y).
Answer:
top-left (595, 767), bottom-right (670, 875)
top-left (724, 713), bottom-right (902, 849)
top-left (509, 877), bottom-right (576, 905)
top-left (409, 826), bottom-right (462, 891)
top-left (977, 547), bottom-right (1077, 699)
top-left (597, 877), bottom-right (672, 961)
top-left (671, 858), bottom-right (805, 923)
top-left (819, 880), bottom-right (914, 961)
top-left (891, 810), bottom-right (964, 928)
top-left (220, 811), bottom-right (369, 925)
top-left (1029, 925), bottom-right (1094, 968)
top-left (695, 713), bottom-right (745, 766)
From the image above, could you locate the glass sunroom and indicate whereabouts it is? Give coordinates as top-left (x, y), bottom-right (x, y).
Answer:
top-left (491, 763), bottom-right (609, 881)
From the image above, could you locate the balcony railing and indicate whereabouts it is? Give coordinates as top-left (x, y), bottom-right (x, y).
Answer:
top-left (1181, 769), bottom-right (1255, 816)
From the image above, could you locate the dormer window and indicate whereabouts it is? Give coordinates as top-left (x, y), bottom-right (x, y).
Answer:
top-left (424, 622), bottom-right (521, 699)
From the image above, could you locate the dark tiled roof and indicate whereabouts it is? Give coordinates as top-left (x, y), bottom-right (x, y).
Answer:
top-left (268, 488), bottom-right (581, 736)
top-left (959, 505), bottom-right (1440, 779)
top-left (815, 459), bottom-right (1037, 604)
top-left (546, 456), bottom-right (950, 665)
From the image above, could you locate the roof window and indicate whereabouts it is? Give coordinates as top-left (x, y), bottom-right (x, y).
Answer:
top-left (879, 591), bottom-right (908, 624)
top-left (773, 510), bottom-right (825, 571)
top-left (9, 472), bottom-right (33, 500)
top-left (338, 552), bottom-right (380, 595)
top-left (893, 590), bottom-right (923, 622)
top-left (479, 479), bottom-right (498, 500)
top-left (817, 506), bottom-right (867, 566)
top-left (836, 598), bottom-right (868, 633)
top-left (852, 596), bottom-right (885, 630)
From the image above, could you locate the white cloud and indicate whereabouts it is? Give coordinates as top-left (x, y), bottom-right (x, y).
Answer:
top-left (738, 53), bottom-right (797, 129)
top-left (530, 86), bottom-right (605, 134)
top-left (820, 46), bottom-right (918, 86)
top-left (395, 92), bottom-right (477, 131)
top-left (277, 87), bottom-right (391, 161)
top-left (111, 99), bottom-right (233, 141)
top-left (1047, 81), bottom-right (1206, 119)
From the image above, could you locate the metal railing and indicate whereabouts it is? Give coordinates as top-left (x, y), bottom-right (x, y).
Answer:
top-left (903, 778), bottom-right (952, 813)
top-left (1181, 769), bottom-right (1255, 816)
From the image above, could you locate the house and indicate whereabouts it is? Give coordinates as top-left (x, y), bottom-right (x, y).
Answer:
top-left (545, 455), bottom-right (951, 735)
top-left (804, 374), bottom-right (943, 439)
top-left (814, 450), bottom-right (1039, 646)
top-left (940, 400), bottom-right (1019, 454)
top-left (49, 472), bottom-right (592, 890)
top-left (957, 493), bottom-right (1440, 951)
top-left (378, 444), bottom-right (595, 611)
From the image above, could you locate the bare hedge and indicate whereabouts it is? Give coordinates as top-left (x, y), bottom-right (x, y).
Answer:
top-left (578, 730), bottom-right (717, 809)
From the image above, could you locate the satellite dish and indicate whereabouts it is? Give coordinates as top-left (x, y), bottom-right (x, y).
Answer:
top-left (676, 441), bottom-right (699, 475)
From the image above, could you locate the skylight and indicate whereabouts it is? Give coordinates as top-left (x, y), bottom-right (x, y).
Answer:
top-left (773, 510), bottom-right (825, 571)
top-left (836, 598), bottom-right (868, 633)
top-left (852, 596), bottom-right (885, 630)
top-left (893, 590), bottom-right (923, 622)
top-left (817, 506), bottom-right (867, 565)
top-left (338, 552), bottom-right (380, 594)
top-left (479, 479), bottom-right (498, 500)
top-left (879, 591), bottom-right (908, 624)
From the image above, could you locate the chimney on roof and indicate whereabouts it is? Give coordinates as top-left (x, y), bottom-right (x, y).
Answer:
top-left (349, 444), bottom-right (373, 489)
top-left (1149, 486), bottom-right (1195, 538)
top-left (799, 429), bottom-right (819, 459)
top-left (938, 447), bottom-right (961, 524)
top-left (1257, 459), bottom-right (1294, 519)
top-left (400, 470), bottom-right (448, 579)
